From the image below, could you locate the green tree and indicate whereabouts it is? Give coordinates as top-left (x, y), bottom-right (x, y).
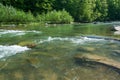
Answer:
top-left (54, 0), bottom-right (95, 22)
top-left (107, 0), bottom-right (120, 20)
top-left (0, 0), bottom-right (55, 15)
top-left (78, 0), bottom-right (96, 22)
top-left (94, 0), bottom-right (108, 21)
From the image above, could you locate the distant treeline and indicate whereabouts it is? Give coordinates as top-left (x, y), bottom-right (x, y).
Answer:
top-left (0, 0), bottom-right (120, 22)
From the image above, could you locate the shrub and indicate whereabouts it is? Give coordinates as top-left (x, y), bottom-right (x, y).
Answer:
top-left (37, 9), bottom-right (74, 24)
top-left (0, 3), bottom-right (73, 24)
top-left (0, 3), bottom-right (35, 23)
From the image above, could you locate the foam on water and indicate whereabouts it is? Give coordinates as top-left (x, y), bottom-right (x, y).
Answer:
top-left (38, 36), bottom-right (105, 44)
top-left (0, 29), bottom-right (41, 37)
top-left (0, 30), bottom-right (25, 36)
top-left (0, 45), bottom-right (30, 59)
top-left (70, 36), bottom-right (105, 44)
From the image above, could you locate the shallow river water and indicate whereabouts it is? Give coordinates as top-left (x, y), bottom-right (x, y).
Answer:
top-left (0, 22), bottom-right (120, 80)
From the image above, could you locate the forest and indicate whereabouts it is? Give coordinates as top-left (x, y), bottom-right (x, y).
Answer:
top-left (0, 0), bottom-right (120, 23)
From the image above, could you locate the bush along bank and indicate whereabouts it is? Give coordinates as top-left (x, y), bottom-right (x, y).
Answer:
top-left (0, 3), bottom-right (74, 24)
top-left (0, 3), bottom-right (35, 23)
top-left (37, 9), bottom-right (74, 24)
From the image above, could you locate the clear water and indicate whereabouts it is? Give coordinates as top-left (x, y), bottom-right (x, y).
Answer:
top-left (0, 23), bottom-right (120, 80)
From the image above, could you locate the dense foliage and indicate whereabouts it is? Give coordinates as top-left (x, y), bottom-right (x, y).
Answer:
top-left (0, 0), bottom-right (54, 15)
top-left (54, 0), bottom-right (108, 22)
top-left (0, 0), bottom-right (120, 22)
top-left (0, 3), bottom-right (73, 23)
top-left (37, 9), bottom-right (74, 24)
top-left (0, 3), bottom-right (35, 22)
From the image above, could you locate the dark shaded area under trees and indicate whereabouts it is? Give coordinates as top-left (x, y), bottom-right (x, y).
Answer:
top-left (0, 0), bottom-right (120, 22)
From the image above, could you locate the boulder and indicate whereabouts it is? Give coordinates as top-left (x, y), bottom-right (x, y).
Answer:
top-left (111, 25), bottom-right (120, 31)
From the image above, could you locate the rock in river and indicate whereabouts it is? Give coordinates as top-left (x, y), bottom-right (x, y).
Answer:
top-left (74, 54), bottom-right (120, 70)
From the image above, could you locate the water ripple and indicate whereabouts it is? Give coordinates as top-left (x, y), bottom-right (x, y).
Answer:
top-left (37, 36), bottom-right (106, 44)
top-left (0, 29), bottom-right (41, 37)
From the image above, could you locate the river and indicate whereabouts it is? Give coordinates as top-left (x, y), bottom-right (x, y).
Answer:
top-left (0, 22), bottom-right (120, 80)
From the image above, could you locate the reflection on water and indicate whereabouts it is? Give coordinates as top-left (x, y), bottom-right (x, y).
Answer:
top-left (0, 23), bottom-right (120, 80)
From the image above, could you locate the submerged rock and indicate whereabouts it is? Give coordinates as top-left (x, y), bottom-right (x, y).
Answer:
top-left (64, 65), bottom-right (120, 80)
top-left (83, 47), bottom-right (96, 52)
top-left (26, 57), bottom-right (40, 68)
top-left (111, 50), bottom-right (120, 57)
top-left (74, 54), bottom-right (120, 70)
top-left (18, 41), bottom-right (36, 48)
